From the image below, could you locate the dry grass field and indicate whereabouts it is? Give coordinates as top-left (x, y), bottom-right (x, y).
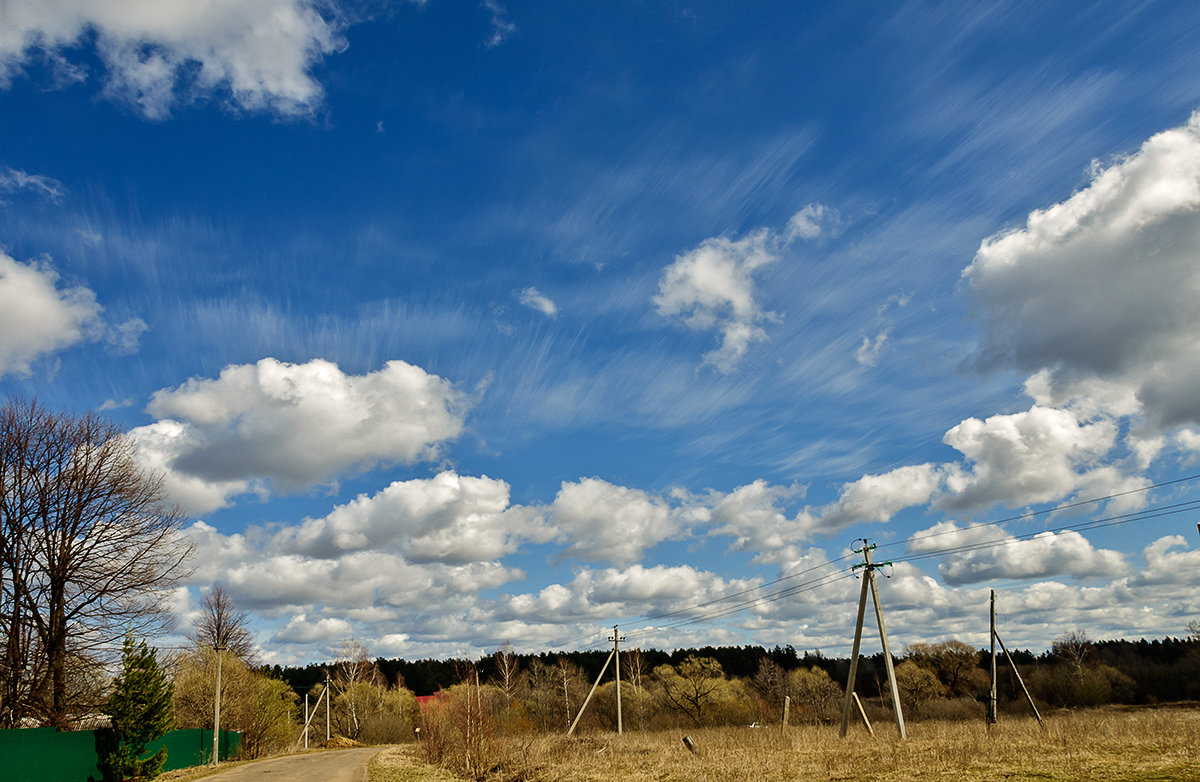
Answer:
top-left (372, 705), bottom-right (1200, 782)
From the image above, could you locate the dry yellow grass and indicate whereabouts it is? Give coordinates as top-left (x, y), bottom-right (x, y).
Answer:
top-left (470, 706), bottom-right (1199, 782)
top-left (371, 744), bottom-right (462, 782)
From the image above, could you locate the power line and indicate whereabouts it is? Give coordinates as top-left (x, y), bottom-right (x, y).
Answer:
top-left (642, 553), bottom-right (856, 622)
top-left (876, 471), bottom-right (1200, 556)
top-left (585, 475), bottom-right (1200, 646)
top-left (892, 498), bottom-right (1200, 568)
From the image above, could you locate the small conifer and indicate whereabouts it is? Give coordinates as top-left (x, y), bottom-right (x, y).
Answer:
top-left (102, 635), bottom-right (175, 781)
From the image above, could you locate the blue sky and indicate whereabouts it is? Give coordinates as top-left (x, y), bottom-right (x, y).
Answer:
top-left (2, 0), bottom-right (1200, 665)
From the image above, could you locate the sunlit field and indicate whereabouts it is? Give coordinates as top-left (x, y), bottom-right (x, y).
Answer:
top-left (372, 705), bottom-right (1199, 782)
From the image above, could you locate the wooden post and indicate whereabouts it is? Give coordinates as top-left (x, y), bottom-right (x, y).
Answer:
top-left (867, 554), bottom-right (906, 740)
top-left (782, 695), bottom-right (790, 731)
top-left (304, 692), bottom-right (309, 749)
top-left (839, 561), bottom-right (872, 737)
top-left (851, 692), bottom-right (874, 736)
top-left (988, 590), bottom-right (997, 727)
top-left (568, 648), bottom-right (615, 735)
top-left (995, 631), bottom-right (1043, 727)
top-left (682, 735), bottom-right (699, 755)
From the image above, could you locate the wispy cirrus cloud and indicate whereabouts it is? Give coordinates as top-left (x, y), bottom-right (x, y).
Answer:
top-left (518, 286), bottom-right (557, 317)
top-left (481, 0), bottom-right (516, 49)
top-left (0, 166), bottom-right (64, 202)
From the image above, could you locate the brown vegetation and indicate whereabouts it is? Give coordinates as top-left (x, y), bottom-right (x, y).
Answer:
top-left (404, 705), bottom-right (1198, 782)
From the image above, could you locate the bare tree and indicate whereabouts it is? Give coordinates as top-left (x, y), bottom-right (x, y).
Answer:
top-left (189, 588), bottom-right (254, 662)
top-left (624, 647), bottom-right (647, 691)
top-left (751, 656), bottom-right (789, 706)
top-left (1, 398), bottom-right (47, 726)
top-left (492, 642), bottom-right (521, 705)
top-left (0, 398), bottom-right (192, 727)
top-left (555, 657), bottom-right (582, 732)
top-left (332, 638), bottom-right (385, 740)
top-left (1052, 631), bottom-right (1091, 672)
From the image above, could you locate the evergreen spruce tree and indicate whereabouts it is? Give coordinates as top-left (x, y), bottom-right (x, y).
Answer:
top-left (102, 635), bottom-right (175, 781)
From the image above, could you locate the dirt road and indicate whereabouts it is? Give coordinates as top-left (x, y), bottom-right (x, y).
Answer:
top-left (200, 748), bottom-right (382, 782)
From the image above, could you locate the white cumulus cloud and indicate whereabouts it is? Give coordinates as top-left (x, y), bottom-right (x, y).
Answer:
top-left (909, 523), bottom-right (1129, 585)
top-left (939, 405), bottom-right (1117, 512)
top-left (0, 0), bottom-right (345, 119)
top-left (966, 110), bottom-right (1200, 431)
top-left (496, 564), bottom-right (759, 623)
top-left (550, 477), bottom-right (685, 565)
top-left (653, 229), bottom-right (779, 372)
top-left (276, 471), bottom-right (552, 564)
top-left (820, 464), bottom-right (947, 530)
top-left (0, 253), bottom-right (101, 377)
top-left (133, 358), bottom-right (468, 513)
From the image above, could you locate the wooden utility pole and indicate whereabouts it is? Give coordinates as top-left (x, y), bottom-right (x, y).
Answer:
top-left (568, 625), bottom-right (626, 735)
top-left (988, 590), bottom-right (1043, 727)
top-left (612, 626), bottom-right (624, 735)
top-left (212, 644), bottom-right (225, 765)
top-left (839, 548), bottom-right (872, 738)
top-left (988, 590), bottom-right (997, 727)
top-left (840, 539), bottom-right (906, 739)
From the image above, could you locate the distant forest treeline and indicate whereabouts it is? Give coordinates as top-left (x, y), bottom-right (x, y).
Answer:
top-left (270, 635), bottom-right (1199, 706)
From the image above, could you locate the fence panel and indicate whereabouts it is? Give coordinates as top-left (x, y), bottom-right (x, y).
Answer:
top-left (0, 727), bottom-right (104, 782)
top-left (0, 727), bottom-right (241, 782)
top-left (146, 728), bottom-right (242, 770)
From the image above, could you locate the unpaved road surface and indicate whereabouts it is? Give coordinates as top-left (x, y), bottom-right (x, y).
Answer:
top-left (201, 748), bottom-right (382, 782)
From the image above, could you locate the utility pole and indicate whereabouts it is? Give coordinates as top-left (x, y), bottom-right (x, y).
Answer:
top-left (612, 625), bottom-right (624, 735)
top-left (839, 539), bottom-right (906, 740)
top-left (292, 685), bottom-right (328, 751)
top-left (212, 644), bottom-right (225, 765)
top-left (568, 625), bottom-right (625, 736)
top-left (988, 590), bottom-right (998, 727)
top-left (325, 671), bottom-right (331, 743)
top-left (988, 595), bottom-right (1043, 728)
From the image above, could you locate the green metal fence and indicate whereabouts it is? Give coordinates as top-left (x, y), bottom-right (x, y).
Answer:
top-left (0, 726), bottom-right (241, 782)
top-left (146, 728), bottom-right (242, 771)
